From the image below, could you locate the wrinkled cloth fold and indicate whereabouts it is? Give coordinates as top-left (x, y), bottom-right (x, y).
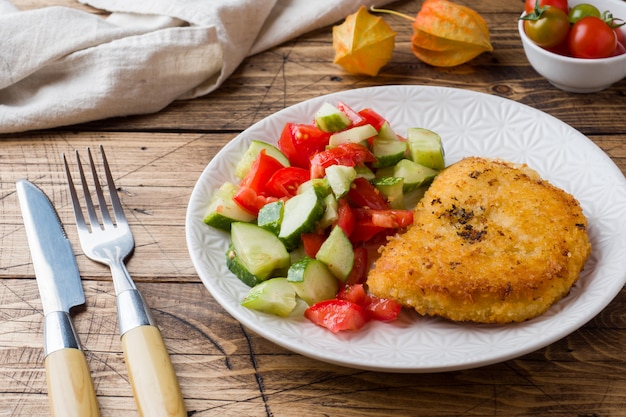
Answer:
top-left (0, 0), bottom-right (392, 133)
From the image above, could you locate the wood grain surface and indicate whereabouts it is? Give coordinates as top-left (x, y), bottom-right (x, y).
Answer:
top-left (2, 0), bottom-right (626, 416)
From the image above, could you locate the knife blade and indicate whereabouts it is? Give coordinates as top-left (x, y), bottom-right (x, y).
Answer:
top-left (16, 179), bottom-right (100, 417)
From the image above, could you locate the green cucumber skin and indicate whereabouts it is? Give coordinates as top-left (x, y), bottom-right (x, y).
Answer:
top-left (279, 187), bottom-right (324, 250)
top-left (328, 124), bottom-right (377, 148)
top-left (230, 222), bottom-right (290, 281)
top-left (241, 277), bottom-right (297, 317)
top-left (372, 176), bottom-right (405, 209)
top-left (315, 103), bottom-right (351, 133)
top-left (288, 257), bottom-right (339, 306)
top-left (406, 128), bottom-right (445, 170)
top-left (226, 244), bottom-right (262, 287)
top-left (315, 226), bottom-right (354, 282)
top-left (257, 200), bottom-right (284, 235)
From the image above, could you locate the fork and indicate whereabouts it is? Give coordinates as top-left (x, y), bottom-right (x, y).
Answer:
top-left (63, 146), bottom-right (186, 417)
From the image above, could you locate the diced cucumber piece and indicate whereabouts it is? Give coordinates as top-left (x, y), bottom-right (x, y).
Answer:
top-left (393, 159), bottom-right (439, 192)
top-left (241, 277), bottom-right (297, 317)
top-left (315, 226), bottom-right (354, 282)
top-left (229, 222), bottom-right (290, 284)
top-left (298, 178), bottom-right (331, 198)
top-left (226, 244), bottom-right (261, 287)
top-left (290, 245), bottom-right (307, 265)
top-left (235, 140), bottom-right (290, 179)
top-left (371, 136), bottom-right (408, 168)
top-left (278, 186), bottom-right (325, 250)
top-left (203, 182), bottom-right (256, 231)
top-left (355, 165), bottom-right (375, 180)
top-left (287, 257), bottom-right (339, 305)
top-left (372, 176), bottom-right (405, 209)
top-left (328, 124), bottom-right (377, 148)
top-left (315, 103), bottom-right (351, 133)
top-left (374, 165), bottom-right (394, 178)
top-left (377, 121), bottom-right (400, 141)
top-left (406, 128), bottom-right (445, 170)
top-left (325, 165), bottom-right (357, 198)
top-left (318, 193), bottom-right (339, 230)
top-left (257, 200), bottom-right (284, 235)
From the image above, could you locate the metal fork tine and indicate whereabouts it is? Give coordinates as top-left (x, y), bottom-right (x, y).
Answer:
top-left (74, 149), bottom-right (103, 230)
top-left (62, 152), bottom-right (87, 230)
top-left (98, 145), bottom-right (127, 225)
top-left (86, 147), bottom-right (115, 228)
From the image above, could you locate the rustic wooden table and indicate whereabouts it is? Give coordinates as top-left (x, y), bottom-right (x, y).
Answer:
top-left (2, 0), bottom-right (626, 416)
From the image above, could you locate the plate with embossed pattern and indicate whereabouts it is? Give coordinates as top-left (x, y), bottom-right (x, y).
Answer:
top-left (186, 85), bottom-right (626, 372)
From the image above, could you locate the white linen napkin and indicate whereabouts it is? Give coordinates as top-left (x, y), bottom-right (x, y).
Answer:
top-left (0, 0), bottom-right (394, 134)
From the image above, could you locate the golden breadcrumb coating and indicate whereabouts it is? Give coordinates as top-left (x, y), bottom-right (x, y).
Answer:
top-left (367, 157), bottom-right (591, 323)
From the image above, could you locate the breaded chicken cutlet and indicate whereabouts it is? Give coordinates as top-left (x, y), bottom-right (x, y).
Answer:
top-left (367, 157), bottom-right (591, 324)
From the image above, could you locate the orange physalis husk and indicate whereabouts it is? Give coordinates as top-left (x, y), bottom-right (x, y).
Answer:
top-left (373, 0), bottom-right (493, 67)
top-left (332, 6), bottom-right (397, 76)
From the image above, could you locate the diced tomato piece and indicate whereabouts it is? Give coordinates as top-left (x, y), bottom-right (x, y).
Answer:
top-left (310, 143), bottom-right (376, 178)
top-left (232, 186), bottom-right (278, 216)
top-left (301, 232), bottom-right (327, 258)
top-left (353, 208), bottom-right (414, 228)
top-left (338, 283), bottom-right (369, 305)
top-left (265, 166), bottom-right (310, 198)
top-left (347, 177), bottom-right (390, 210)
top-left (365, 296), bottom-right (402, 322)
top-left (240, 149), bottom-right (285, 195)
top-left (277, 123), bottom-right (331, 169)
top-left (336, 101), bottom-right (368, 127)
top-left (337, 284), bottom-right (402, 322)
top-left (304, 299), bottom-right (369, 333)
top-left (335, 198), bottom-right (355, 237)
top-left (346, 247), bottom-right (368, 285)
top-left (358, 108), bottom-right (387, 131)
top-left (349, 219), bottom-right (387, 243)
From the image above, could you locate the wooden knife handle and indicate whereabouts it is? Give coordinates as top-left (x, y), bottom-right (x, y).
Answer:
top-left (121, 325), bottom-right (187, 417)
top-left (45, 348), bottom-right (101, 417)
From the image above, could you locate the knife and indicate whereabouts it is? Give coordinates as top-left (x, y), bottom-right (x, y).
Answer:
top-left (16, 179), bottom-right (101, 417)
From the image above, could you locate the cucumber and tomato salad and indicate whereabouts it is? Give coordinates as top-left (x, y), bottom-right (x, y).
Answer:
top-left (203, 101), bottom-right (445, 333)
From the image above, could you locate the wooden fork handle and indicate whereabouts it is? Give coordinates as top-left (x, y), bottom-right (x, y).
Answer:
top-left (121, 325), bottom-right (187, 417)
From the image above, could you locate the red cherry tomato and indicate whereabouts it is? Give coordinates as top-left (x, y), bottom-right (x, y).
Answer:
top-left (304, 299), bottom-right (369, 333)
top-left (614, 25), bottom-right (625, 45)
top-left (309, 143), bottom-right (376, 178)
top-left (524, 0), bottom-right (568, 15)
top-left (277, 123), bottom-right (330, 169)
top-left (337, 284), bottom-right (402, 321)
top-left (568, 16), bottom-right (617, 59)
top-left (365, 297), bottom-right (402, 322)
top-left (352, 208), bottom-right (414, 229)
top-left (232, 186), bottom-right (278, 216)
top-left (239, 149), bottom-right (285, 194)
top-left (265, 166), bottom-right (310, 198)
top-left (300, 232), bottom-right (327, 258)
top-left (346, 247), bottom-right (369, 285)
top-left (347, 177), bottom-right (390, 210)
top-left (523, 6), bottom-right (571, 48)
top-left (337, 283), bottom-right (369, 305)
top-left (613, 41), bottom-right (626, 57)
top-left (357, 108), bottom-right (387, 131)
top-left (335, 198), bottom-right (356, 237)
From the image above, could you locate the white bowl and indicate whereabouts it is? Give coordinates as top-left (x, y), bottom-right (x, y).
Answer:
top-left (518, 0), bottom-right (626, 93)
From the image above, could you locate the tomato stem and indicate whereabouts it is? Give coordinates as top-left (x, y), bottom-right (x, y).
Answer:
top-left (369, 6), bottom-right (414, 22)
top-left (519, 2), bottom-right (549, 21)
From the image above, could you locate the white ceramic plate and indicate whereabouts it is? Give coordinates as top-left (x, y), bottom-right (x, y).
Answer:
top-left (186, 85), bottom-right (626, 373)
